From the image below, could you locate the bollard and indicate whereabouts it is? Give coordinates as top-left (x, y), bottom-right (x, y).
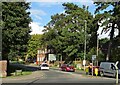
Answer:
top-left (95, 68), bottom-right (98, 76)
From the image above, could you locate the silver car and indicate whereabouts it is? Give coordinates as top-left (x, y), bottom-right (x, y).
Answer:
top-left (100, 62), bottom-right (120, 77)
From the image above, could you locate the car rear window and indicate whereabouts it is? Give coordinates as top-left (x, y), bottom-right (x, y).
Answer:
top-left (42, 64), bottom-right (48, 67)
top-left (67, 64), bottom-right (72, 67)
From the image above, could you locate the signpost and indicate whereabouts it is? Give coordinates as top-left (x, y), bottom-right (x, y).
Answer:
top-left (92, 55), bottom-right (96, 76)
top-left (115, 61), bottom-right (119, 84)
top-left (92, 55), bottom-right (96, 61)
top-left (48, 54), bottom-right (56, 61)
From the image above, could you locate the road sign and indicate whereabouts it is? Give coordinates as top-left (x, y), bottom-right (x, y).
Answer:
top-left (115, 61), bottom-right (119, 84)
top-left (48, 54), bottom-right (56, 61)
top-left (92, 55), bottom-right (96, 60)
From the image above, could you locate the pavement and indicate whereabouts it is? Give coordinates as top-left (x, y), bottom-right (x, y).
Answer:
top-left (2, 70), bottom-right (45, 82)
top-left (2, 64), bottom-right (44, 83)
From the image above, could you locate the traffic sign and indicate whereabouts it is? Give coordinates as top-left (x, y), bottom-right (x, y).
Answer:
top-left (115, 61), bottom-right (119, 84)
top-left (92, 55), bottom-right (96, 60)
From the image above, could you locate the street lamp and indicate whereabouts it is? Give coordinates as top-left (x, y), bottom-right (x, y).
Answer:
top-left (96, 34), bottom-right (99, 66)
top-left (37, 49), bottom-right (41, 65)
top-left (83, 20), bottom-right (87, 71)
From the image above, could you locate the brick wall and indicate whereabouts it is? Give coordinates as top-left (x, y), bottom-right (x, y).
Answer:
top-left (0, 60), bottom-right (7, 77)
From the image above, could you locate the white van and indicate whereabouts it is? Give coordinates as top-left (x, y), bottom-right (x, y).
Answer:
top-left (100, 62), bottom-right (120, 77)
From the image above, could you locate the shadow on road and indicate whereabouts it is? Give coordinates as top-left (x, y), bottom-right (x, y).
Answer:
top-left (10, 63), bottom-right (39, 72)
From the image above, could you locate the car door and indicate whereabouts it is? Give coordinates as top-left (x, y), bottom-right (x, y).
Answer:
top-left (105, 64), bottom-right (116, 77)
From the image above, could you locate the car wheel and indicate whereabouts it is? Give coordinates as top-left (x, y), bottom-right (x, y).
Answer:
top-left (100, 71), bottom-right (104, 77)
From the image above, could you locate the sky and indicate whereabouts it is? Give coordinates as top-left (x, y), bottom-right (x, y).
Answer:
top-left (28, 0), bottom-right (118, 39)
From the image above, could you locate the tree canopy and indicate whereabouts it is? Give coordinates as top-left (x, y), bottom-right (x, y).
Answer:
top-left (94, 2), bottom-right (120, 61)
top-left (27, 34), bottom-right (43, 59)
top-left (42, 3), bottom-right (94, 62)
top-left (2, 2), bottom-right (32, 60)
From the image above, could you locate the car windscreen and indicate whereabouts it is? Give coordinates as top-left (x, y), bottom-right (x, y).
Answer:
top-left (42, 64), bottom-right (48, 67)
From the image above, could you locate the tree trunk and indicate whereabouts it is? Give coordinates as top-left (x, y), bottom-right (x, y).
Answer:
top-left (106, 24), bottom-right (115, 61)
top-left (106, 41), bottom-right (112, 61)
top-left (2, 50), bottom-right (10, 76)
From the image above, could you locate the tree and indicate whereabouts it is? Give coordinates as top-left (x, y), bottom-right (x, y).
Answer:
top-left (26, 34), bottom-right (42, 61)
top-left (94, 2), bottom-right (120, 61)
top-left (0, 3), bottom-right (2, 59)
top-left (42, 3), bottom-right (93, 62)
top-left (2, 2), bottom-right (31, 75)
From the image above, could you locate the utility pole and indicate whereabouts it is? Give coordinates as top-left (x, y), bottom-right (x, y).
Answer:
top-left (96, 34), bottom-right (99, 66)
top-left (83, 20), bottom-right (87, 71)
top-left (37, 49), bottom-right (41, 65)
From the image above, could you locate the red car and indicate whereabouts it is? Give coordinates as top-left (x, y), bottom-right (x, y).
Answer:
top-left (60, 64), bottom-right (75, 72)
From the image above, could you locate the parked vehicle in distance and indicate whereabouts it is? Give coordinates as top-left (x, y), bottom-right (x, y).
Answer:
top-left (99, 62), bottom-right (120, 78)
top-left (60, 64), bottom-right (75, 72)
top-left (39, 63), bottom-right (49, 70)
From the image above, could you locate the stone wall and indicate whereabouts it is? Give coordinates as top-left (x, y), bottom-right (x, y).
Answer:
top-left (0, 60), bottom-right (7, 77)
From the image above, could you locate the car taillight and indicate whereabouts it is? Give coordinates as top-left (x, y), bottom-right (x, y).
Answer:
top-left (66, 67), bottom-right (70, 70)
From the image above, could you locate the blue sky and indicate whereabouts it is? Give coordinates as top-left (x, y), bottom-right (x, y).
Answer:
top-left (29, 2), bottom-right (95, 26)
top-left (28, 1), bottom-right (118, 39)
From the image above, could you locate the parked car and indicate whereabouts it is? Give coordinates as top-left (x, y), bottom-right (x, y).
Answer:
top-left (39, 63), bottom-right (49, 70)
top-left (60, 64), bottom-right (75, 72)
top-left (99, 62), bottom-right (120, 77)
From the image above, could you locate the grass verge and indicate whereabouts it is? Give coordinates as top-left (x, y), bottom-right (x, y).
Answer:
top-left (7, 71), bottom-right (32, 78)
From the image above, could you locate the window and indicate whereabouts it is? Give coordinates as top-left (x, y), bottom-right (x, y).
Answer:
top-left (42, 64), bottom-right (48, 67)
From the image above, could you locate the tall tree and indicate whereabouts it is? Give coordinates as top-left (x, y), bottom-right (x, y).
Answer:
top-left (94, 2), bottom-right (120, 61)
top-left (42, 3), bottom-right (93, 62)
top-left (2, 2), bottom-right (31, 75)
top-left (0, 3), bottom-right (2, 60)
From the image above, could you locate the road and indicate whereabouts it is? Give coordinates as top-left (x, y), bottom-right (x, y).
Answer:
top-left (2, 68), bottom-right (119, 85)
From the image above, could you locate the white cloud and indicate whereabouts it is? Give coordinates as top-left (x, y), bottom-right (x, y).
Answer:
top-left (97, 21), bottom-right (119, 39)
top-left (29, 22), bottom-right (45, 35)
top-left (30, 9), bottom-right (46, 16)
top-left (97, 27), bottom-right (119, 39)
top-left (29, 9), bottom-right (47, 21)
top-left (97, 27), bottom-right (110, 39)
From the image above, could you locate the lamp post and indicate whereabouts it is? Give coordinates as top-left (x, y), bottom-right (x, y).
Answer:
top-left (37, 49), bottom-right (41, 65)
top-left (83, 20), bottom-right (87, 71)
top-left (96, 34), bottom-right (99, 66)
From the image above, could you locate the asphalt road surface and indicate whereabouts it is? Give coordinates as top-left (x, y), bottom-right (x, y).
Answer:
top-left (2, 68), bottom-right (120, 85)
